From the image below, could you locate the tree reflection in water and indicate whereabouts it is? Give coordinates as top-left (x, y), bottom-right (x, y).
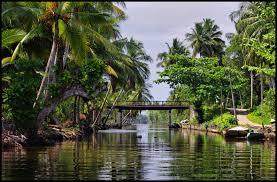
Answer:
top-left (2, 124), bottom-right (276, 180)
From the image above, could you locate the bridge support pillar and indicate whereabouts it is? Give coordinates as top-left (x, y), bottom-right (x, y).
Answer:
top-left (168, 110), bottom-right (172, 126)
top-left (119, 109), bottom-right (123, 128)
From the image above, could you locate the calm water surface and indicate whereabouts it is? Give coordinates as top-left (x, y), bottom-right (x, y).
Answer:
top-left (2, 124), bottom-right (276, 180)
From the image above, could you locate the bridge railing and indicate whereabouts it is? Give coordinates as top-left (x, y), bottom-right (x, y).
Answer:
top-left (116, 101), bottom-right (189, 106)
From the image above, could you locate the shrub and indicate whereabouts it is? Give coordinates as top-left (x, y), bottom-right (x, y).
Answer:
top-left (209, 113), bottom-right (237, 131)
top-left (4, 58), bottom-right (43, 136)
top-left (247, 89), bottom-right (275, 125)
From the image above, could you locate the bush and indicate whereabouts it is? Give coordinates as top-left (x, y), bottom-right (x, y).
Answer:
top-left (247, 89), bottom-right (275, 125)
top-left (3, 58), bottom-right (43, 136)
top-left (209, 113), bottom-right (237, 131)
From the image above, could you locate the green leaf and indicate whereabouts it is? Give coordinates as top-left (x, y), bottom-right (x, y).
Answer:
top-left (10, 27), bottom-right (38, 63)
top-left (2, 28), bottom-right (27, 48)
top-left (106, 65), bottom-right (118, 78)
top-left (1, 57), bottom-right (12, 67)
top-left (35, 70), bottom-right (46, 77)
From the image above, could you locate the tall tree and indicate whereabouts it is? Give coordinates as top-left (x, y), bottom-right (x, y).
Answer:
top-left (185, 18), bottom-right (225, 65)
top-left (157, 38), bottom-right (190, 67)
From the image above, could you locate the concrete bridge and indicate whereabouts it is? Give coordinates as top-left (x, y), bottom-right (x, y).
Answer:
top-left (107, 101), bottom-right (189, 127)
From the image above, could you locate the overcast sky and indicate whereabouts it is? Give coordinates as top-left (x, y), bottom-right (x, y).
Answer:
top-left (119, 2), bottom-right (242, 101)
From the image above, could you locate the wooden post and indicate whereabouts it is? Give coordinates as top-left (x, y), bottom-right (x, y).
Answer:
top-left (119, 109), bottom-right (123, 128)
top-left (168, 110), bottom-right (172, 127)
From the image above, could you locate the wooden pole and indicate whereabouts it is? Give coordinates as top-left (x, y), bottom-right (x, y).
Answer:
top-left (119, 110), bottom-right (123, 128)
top-left (168, 110), bottom-right (172, 126)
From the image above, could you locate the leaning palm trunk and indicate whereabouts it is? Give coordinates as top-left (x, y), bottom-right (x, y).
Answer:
top-left (91, 83), bottom-right (111, 127)
top-left (122, 110), bottom-right (132, 125)
top-left (37, 86), bottom-right (89, 128)
top-left (33, 21), bottom-right (59, 108)
top-left (103, 89), bottom-right (123, 125)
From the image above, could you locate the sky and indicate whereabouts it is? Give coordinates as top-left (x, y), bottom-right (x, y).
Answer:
top-left (119, 2), bottom-right (242, 101)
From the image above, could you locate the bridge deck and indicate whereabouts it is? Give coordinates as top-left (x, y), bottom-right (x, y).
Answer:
top-left (111, 105), bottom-right (188, 110)
top-left (108, 101), bottom-right (189, 110)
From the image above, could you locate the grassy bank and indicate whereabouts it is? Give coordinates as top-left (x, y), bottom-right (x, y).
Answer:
top-left (247, 112), bottom-right (271, 125)
top-left (201, 113), bottom-right (237, 132)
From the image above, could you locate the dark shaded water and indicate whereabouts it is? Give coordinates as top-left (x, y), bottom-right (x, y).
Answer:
top-left (2, 124), bottom-right (276, 180)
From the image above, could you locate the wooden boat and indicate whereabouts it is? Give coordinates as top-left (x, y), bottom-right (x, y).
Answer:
top-left (224, 126), bottom-right (249, 138)
top-left (169, 123), bottom-right (181, 128)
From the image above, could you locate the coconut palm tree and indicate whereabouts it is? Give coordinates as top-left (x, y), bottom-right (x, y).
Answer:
top-left (2, 2), bottom-right (126, 107)
top-left (106, 37), bottom-right (152, 93)
top-left (229, 2), bottom-right (275, 106)
top-left (157, 38), bottom-right (190, 67)
top-left (185, 18), bottom-right (225, 64)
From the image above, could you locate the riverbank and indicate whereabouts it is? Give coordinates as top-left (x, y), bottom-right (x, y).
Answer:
top-left (181, 124), bottom-right (222, 134)
top-left (2, 120), bottom-right (132, 151)
top-left (2, 125), bottom-right (91, 151)
top-left (181, 123), bottom-right (275, 141)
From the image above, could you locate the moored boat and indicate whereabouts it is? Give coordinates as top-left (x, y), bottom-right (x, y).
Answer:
top-left (247, 131), bottom-right (265, 140)
top-left (224, 126), bottom-right (249, 138)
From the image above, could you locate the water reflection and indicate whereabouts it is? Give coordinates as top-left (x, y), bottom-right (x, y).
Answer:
top-left (2, 124), bottom-right (275, 180)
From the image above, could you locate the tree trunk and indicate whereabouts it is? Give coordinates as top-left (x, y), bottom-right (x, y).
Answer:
top-left (103, 89), bottom-right (123, 125)
top-left (260, 74), bottom-right (264, 105)
top-left (92, 83), bottom-right (111, 126)
top-left (220, 87), bottom-right (223, 122)
top-left (62, 46), bottom-right (69, 70)
top-left (225, 92), bottom-right (229, 109)
top-left (73, 96), bottom-right (77, 125)
top-left (229, 78), bottom-right (237, 121)
top-left (250, 70), bottom-right (253, 109)
top-left (77, 96), bottom-right (81, 123)
top-left (271, 77), bottom-right (275, 89)
top-left (33, 21), bottom-right (59, 108)
top-left (36, 86), bottom-right (89, 129)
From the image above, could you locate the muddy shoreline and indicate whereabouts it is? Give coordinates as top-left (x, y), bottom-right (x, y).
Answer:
top-left (2, 122), bottom-right (131, 150)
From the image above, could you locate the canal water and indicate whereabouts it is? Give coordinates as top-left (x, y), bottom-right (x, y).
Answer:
top-left (2, 124), bottom-right (275, 180)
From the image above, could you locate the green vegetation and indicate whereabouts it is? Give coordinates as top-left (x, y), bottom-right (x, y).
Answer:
top-left (247, 89), bottom-right (275, 125)
top-left (2, 2), bottom-right (153, 137)
top-left (1, 2), bottom-right (275, 138)
top-left (203, 113), bottom-right (237, 131)
top-left (150, 2), bottom-right (275, 128)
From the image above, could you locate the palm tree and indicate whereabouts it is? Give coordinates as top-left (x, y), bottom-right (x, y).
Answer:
top-left (2, 2), bottom-right (127, 129)
top-left (229, 2), bottom-right (275, 106)
top-left (157, 38), bottom-right (190, 67)
top-left (106, 37), bottom-right (152, 93)
top-left (2, 2), bottom-right (126, 107)
top-left (185, 18), bottom-right (225, 64)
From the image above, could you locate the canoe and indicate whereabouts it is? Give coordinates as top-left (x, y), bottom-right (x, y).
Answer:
top-left (247, 132), bottom-right (265, 140)
top-left (225, 126), bottom-right (249, 138)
